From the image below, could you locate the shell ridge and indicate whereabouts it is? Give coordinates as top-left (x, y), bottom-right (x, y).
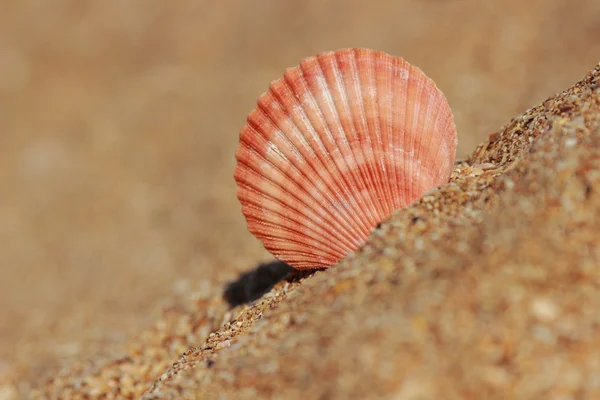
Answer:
top-left (278, 71), bottom-right (367, 244)
top-left (382, 55), bottom-right (399, 205)
top-left (360, 49), bottom-right (393, 217)
top-left (405, 65), bottom-right (417, 203)
top-left (439, 105), bottom-right (458, 181)
top-left (368, 52), bottom-right (394, 219)
top-left (349, 48), bottom-right (388, 220)
top-left (401, 158), bottom-right (436, 199)
top-left (310, 55), bottom-right (379, 232)
top-left (245, 213), bottom-right (349, 258)
top-left (392, 58), bottom-right (408, 205)
top-left (240, 197), bottom-right (353, 257)
top-left (236, 160), bottom-right (356, 252)
top-left (392, 58), bottom-right (408, 208)
top-left (236, 155), bottom-right (357, 254)
top-left (421, 86), bottom-right (455, 184)
top-left (296, 59), bottom-right (374, 236)
top-left (263, 80), bottom-right (365, 249)
top-left (414, 76), bottom-right (436, 196)
top-left (239, 120), bottom-right (363, 250)
top-left (252, 96), bottom-right (360, 235)
top-left (401, 63), bottom-right (414, 205)
top-left (255, 231), bottom-right (341, 257)
top-left (238, 120), bottom-right (364, 255)
top-left (330, 51), bottom-right (383, 225)
top-left (247, 217), bottom-right (349, 260)
top-left (345, 49), bottom-right (387, 218)
top-left (262, 241), bottom-right (339, 265)
top-left (238, 125), bottom-right (354, 237)
top-left (425, 89), bottom-right (448, 185)
top-left (373, 52), bottom-right (396, 214)
top-left (260, 245), bottom-right (338, 266)
top-left (405, 65), bottom-right (421, 203)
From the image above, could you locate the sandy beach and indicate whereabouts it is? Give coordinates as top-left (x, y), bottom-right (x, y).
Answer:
top-left (1, 1), bottom-right (599, 398)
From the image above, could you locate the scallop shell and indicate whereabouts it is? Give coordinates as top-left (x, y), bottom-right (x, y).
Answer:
top-left (235, 48), bottom-right (457, 270)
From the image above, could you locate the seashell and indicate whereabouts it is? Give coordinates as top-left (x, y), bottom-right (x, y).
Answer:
top-left (234, 48), bottom-right (457, 270)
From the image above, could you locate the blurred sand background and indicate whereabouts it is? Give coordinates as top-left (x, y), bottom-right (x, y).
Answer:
top-left (0, 0), bottom-right (599, 395)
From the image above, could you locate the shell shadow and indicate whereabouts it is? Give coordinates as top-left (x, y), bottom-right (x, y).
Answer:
top-left (223, 260), bottom-right (294, 307)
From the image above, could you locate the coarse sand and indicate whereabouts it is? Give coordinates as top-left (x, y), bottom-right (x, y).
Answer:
top-left (30, 63), bottom-right (600, 399)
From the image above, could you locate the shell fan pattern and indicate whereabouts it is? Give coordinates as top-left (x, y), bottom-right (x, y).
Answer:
top-left (234, 48), bottom-right (457, 270)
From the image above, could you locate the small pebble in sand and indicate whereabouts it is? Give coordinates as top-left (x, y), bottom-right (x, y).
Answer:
top-left (530, 297), bottom-right (559, 322)
top-left (564, 137), bottom-right (578, 147)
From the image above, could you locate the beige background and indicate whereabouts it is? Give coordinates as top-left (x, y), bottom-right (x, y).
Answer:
top-left (0, 0), bottom-right (599, 389)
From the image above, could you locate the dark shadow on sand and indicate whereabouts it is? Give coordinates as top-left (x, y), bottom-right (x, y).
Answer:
top-left (223, 260), bottom-right (294, 307)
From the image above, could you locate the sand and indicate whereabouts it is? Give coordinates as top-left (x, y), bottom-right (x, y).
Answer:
top-left (1, 1), bottom-right (600, 399)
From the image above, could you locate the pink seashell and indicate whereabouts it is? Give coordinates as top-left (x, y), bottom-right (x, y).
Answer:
top-left (234, 48), bottom-right (457, 270)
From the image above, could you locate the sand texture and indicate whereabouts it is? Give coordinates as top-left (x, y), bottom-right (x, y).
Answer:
top-left (29, 62), bottom-right (600, 399)
top-left (1, 1), bottom-right (600, 399)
